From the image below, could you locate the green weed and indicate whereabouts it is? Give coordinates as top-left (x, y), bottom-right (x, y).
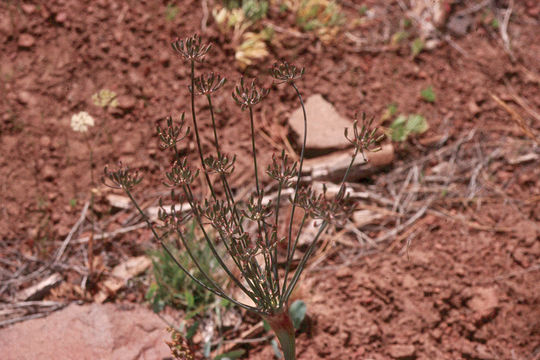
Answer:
top-left (420, 85), bottom-right (436, 103)
top-left (389, 114), bottom-right (429, 142)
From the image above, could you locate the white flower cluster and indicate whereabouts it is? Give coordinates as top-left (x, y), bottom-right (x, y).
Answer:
top-left (70, 111), bottom-right (95, 133)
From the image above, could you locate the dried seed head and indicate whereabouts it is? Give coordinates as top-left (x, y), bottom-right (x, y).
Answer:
top-left (204, 153), bottom-right (236, 175)
top-left (198, 199), bottom-right (233, 233)
top-left (266, 150), bottom-right (298, 186)
top-left (157, 196), bottom-right (191, 231)
top-left (270, 61), bottom-right (304, 84)
top-left (344, 113), bottom-right (385, 161)
top-left (102, 163), bottom-right (142, 191)
top-left (156, 114), bottom-right (190, 150)
top-left (191, 72), bottom-right (227, 95)
top-left (171, 34), bottom-right (211, 63)
top-left (242, 192), bottom-right (273, 222)
top-left (294, 185), bottom-right (354, 225)
top-left (232, 77), bottom-right (269, 110)
top-left (165, 158), bottom-right (199, 187)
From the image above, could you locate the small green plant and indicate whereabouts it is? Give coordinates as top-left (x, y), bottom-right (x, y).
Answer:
top-left (389, 114), bottom-right (429, 142)
top-left (381, 103), bottom-right (398, 122)
top-left (165, 2), bottom-right (180, 22)
top-left (295, 0), bottom-right (345, 42)
top-left (420, 85), bottom-right (436, 103)
top-left (411, 37), bottom-right (425, 57)
top-left (390, 30), bottom-right (409, 46)
top-left (146, 222), bottom-right (224, 315)
top-left (104, 35), bottom-right (382, 360)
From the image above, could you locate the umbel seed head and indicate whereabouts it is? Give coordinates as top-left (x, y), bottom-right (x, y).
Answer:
top-left (191, 73), bottom-right (227, 95)
top-left (171, 34), bottom-right (211, 63)
top-left (271, 61), bottom-right (304, 84)
top-left (232, 77), bottom-right (269, 110)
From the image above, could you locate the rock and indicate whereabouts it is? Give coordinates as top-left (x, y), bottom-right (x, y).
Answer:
top-left (42, 164), bottom-right (57, 181)
top-left (513, 219), bottom-right (538, 246)
top-left (39, 135), bottom-right (51, 148)
top-left (0, 16), bottom-right (13, 35)
top-left (388, 344), bottom-right (416, 359)
top-left (21, 4), bottom-right (36, 14)
top-left (116, 94), bottom-right (136, 112)
top-left (55, 12), bottom-right (67, 23)
top-left (446, 14), bottom-right (473, 37)
top-left (401, 274), bottom-right (418, 289)
top-left (0, 303), bottom-right (171, 360)
top-left (335, 267), bottom-right (353, 279)
top-left (512, 248), bottom-right (530, 267)
top-left (288, 94), bottom-right (353, 154)
top-left (119, 139), bottom-right (136, 155)
top-left (18, 33), bottom-right (36, 48)
top-left (17, 90), bottom-right (37, 106)
top-left (467, 287), bottom-right (498, 321)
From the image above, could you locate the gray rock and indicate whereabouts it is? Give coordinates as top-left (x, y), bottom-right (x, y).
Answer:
top-left (288, 94), bottom-right (352, 154)
top-left (0, 303), bottom-right (171, 360)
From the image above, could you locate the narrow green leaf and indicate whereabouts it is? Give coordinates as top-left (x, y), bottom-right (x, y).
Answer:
top-left (214, 349), bottom-right (245, 360)
top-left (271, 339), bottom-right (283, 359)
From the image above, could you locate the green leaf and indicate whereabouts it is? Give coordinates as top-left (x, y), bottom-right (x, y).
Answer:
top-left (214, 349), bottom-right (245, 360)
top-left (390, 115), bottom-right (408, 142)
top-left (420, 86), bottom-right (436, 103)
top-left (289, 300), bottom-right (307, 330)
top-left (411, 37), bottom-right (424, 57)
top-left (391, 31), bottom-right (409, 45)
top-left (405, 114), bottom-right (429, 134)
top-left (382, 103), bottom-right (398, 122)
top-left (271, 339), bottom-right (283, 359)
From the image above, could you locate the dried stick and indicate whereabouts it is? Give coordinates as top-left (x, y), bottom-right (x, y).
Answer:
top-left (53, 201), bottom-right (90, 264)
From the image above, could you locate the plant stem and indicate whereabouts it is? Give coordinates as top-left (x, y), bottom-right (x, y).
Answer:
top-left (282, 82), bottom-right (307, 302)
top-left (264, 308), bottom-right (296, 360)
top-left (189, 60), bottom-right (216, 200)
top-left (248, 107), bottom-right (260, 195)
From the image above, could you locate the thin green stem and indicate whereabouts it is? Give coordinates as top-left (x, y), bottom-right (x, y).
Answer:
top-left (205, 94), bottom-right (245, 232)
top-left (206, 94), bottom-right (222, 157)
top-left (248, 107), bottom-right (260, 195)
top-left (282, 82), bottom-right (307, 298)
top-left (189, 60), bottom-right (216, 200)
